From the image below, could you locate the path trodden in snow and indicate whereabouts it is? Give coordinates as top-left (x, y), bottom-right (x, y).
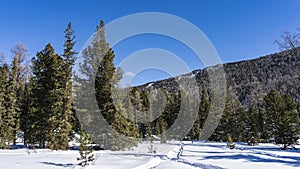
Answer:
top-left (0, 141), bottom-right (299, 169)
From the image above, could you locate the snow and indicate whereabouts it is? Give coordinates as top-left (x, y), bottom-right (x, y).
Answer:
top-left (146, 83), bottom-right (153, 88)
top-left (1, 141), bottom-right (299, 169)
top-left (189, 74), bottom-right (196, 78)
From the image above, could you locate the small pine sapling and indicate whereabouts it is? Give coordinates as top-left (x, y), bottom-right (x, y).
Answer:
top-left (77, 129), bottom-right (94, 167)
top-left (227, 134), bottom-right (235, 149)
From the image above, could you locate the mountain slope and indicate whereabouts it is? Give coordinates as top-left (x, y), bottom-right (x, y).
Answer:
top-left (137, 48), bottom-right (300, 108)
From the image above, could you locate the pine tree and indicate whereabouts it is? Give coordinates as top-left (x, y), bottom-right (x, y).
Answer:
top-left (30, 43), bottom-right (65, 148)
top-left (0, 44), bottom-right (28, 146)
top-left (212, 92), bottom-right (235, 141)
top-left (227, 134), bottom-right (235, 149)
top-left (155, 117), bottom-right (167, 143)
top-left (51, 22), bottom-right (78, 150)
top-left (122, 88), bottom-right (138, 139)
top-left (20, 76), bottom-right (32, 146)
top-left (77, 129), bottom-right (94, 167)
top-left (263, 90), bottom-right (285, 142)
top-left (74, 21), bottom-right (110, 144)
top-left (5, 65), bottom-right (18, 146)
top-left (24, 75), bottom-right (38, 146)
top-left (211, 91), bottom-right (245, 142)
top-left (152, 90), bottom-right (167, 143)
top-left (74, 20), bottom-right (136, 149)
top-left (197, 86), bottom-right (210, 140)
top-left (278, 94), bottom-right (299, 149)
top-left (0, 64), bottom-right (9, 148)
top-left (234, 100), bottom-right (246, 141)
top-left (244, 105), bottom-right (260, 145)
top-left (110, 87), bottom-right (137, 150)
top-left (264, 90), bottom-right (299, 149)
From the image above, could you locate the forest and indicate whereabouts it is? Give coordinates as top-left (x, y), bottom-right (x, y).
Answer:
top-left (0, 21), bottom-right (299, 152)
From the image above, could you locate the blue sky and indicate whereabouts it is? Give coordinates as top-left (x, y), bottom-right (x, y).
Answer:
top-left (1, 0), bottom-right (300, 86)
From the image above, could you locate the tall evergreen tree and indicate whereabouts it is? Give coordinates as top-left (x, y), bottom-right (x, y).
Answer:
top-left (244, 105), bottom-right (261, 145)
top-left (194, 86), bottom-right (210, 140)
top-left (1, 44), bottom-right (28, 146)
top-left (0, 64), bottom-right (9, 148)
top-left (278, 94), bottom-right (299, 149)
top-left (263, 90), bottom-right (285, 142)
top-left (20, 75), bottom-right (32, 146)
top-left (52, 22), bottom-right (78, 150)
top-left (264, 90), bottom-right (299, 149)
top-left (30, 43), bottom-right (65, 148)
top-left (211, 91), bottom-right (245, 142)
top-left (75, 20), bottom-right (136, 150)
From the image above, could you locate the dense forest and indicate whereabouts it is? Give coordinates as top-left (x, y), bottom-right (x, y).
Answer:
top-left (0, 21), bottom-right (299, 151)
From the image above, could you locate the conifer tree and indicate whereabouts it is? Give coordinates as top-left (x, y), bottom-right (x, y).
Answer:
top-left (75, 20), bottom-right (136, 150)
top-left (244, 105), bottom-right (260, 145)
top-left (263, 90), bottom-right (285, 142)
top-left (77, 129), bottom-right (94, 167)
top-left (211, 91), bottom-right (245, 141)
top-left (20, 75), bottom-right (32, 146)
top-left (264, 90), bottom-right (299, 149)
top-left (1, 44), bottom-right (28, 146)
top-left (212, 92), bottom-right (235, 141)
top-left (278, 94), bottom-right (299, 149)
top-left (30, 43), bottom-right (65, 148)
top-left (52, 22), bottom-right (78, 150)
top-left (0, 64), bottom-right (9, 148)
top-left (122, 88), bottom-right (138, 139)
top-left (197, 86), bottom-right (210, 140)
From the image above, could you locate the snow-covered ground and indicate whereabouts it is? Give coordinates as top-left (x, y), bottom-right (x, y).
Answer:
top-left (1, 141), bottom-right (299, 169)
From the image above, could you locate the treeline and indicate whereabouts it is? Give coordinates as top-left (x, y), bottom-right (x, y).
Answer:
top-left (0, 23), bottom-right (78, 150)
top-left (133, 84), bottom-right (299, 149)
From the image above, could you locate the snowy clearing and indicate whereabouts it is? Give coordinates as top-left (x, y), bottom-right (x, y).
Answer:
top-left (0, 141), bottom-right (299, 169)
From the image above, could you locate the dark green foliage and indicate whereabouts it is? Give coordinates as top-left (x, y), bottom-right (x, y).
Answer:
top-left (0, 44), bottom-right (28, 148)
top-left (75, 20), bottom-right (137, 150)
top-left (211, 91), bottom-right (246, 142)
top-left (52, 22), bottom-right (78, 150)
top-left (24, 23), bottom-right (77, 150)
top-left (2, 22), bottom-right (300, 152)
top-left (188, 86), bottom-right (210, 140)
top-left (30, 43), bottom-right (66, 148)
top-left (0, 64), bottom-right (9, 148)
top-left (244, 105), bottom-right (261, 145)
top-left (264, 90), bottom-right (299, 149)
top-left (77, 129), bottom-right (94, 167)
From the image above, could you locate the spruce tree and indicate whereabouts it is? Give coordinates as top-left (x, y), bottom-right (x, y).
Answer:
top-left (211, 91), bottom-right (245, 142)
top-left (110, 87), bottom-right (137, 150)
top-left (75, 20), bottom-right (136, 149)
top-left (263, 90), bottom-right (285, 142)
top-left (198, 86), bottom-right (210, 140)
top-left (5, 66), bottom-right (18, 146)
top-left (20, 76), bottom-right (32, 146)
top-left (264, 90), bottom-right (299, 149)
top-left (212, 92), bottom-right (235, 141)
top-left (244, 105), bottom-right (260, 145)
top-left (52, 22), bottom-right (78, 150)
top-left (77, 129), bottom-right (94, 167)
top-left (2, 44), bottom-right (28, 146)
top-left (31, 43), bottom-right (65, 148)
top-left (278, 94), bottom-right (299, 149)
top-left (0, 64), bottom-right (9, 148)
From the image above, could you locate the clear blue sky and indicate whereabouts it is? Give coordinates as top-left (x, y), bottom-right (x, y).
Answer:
top-left (1, 0), bottom-right (300, 85)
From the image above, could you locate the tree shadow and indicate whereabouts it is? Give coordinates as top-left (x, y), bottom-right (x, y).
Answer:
top-left (201, 153), bottom-right (300, 167)
top-left (40, 161), bottom-right (74, 167)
